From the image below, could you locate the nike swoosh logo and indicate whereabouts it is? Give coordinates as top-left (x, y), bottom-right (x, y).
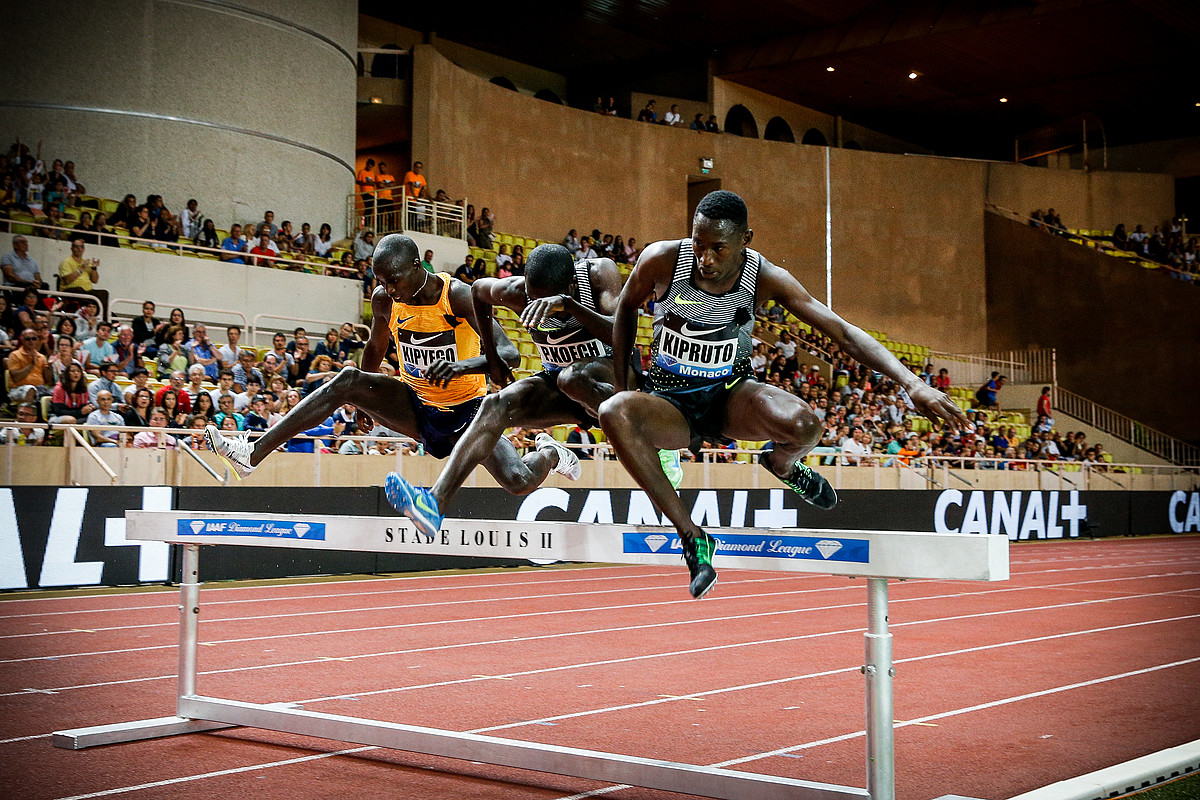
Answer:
top-left (409, 332), bottom-right (444, 345)
top-left (395, 316), bottom-right (414, 326)
top-left (545, 330), bottom-right (578, 345)
top-left (674, 294), bottom-right (704, 305)
top-left (416, 495), bottom-right (438, 515)
top-left (725, 378), bottom-right (743, 390)
top-left (679, 322), bottom-right (727, 338)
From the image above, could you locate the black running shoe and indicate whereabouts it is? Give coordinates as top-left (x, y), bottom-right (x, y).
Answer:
top-left (680, 531), bottom-right (718, 599)
top-left (760, 445), bottom-right (838, 510)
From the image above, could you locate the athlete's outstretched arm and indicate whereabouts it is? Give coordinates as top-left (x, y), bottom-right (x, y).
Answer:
top-left (612, 243), bottom-right (674, 392)
top-left (471, 277), bottom-right (523, 387)
top-left (759, 260), bottom-right (972, 429)
top-left (360, 287), bottom-right (394, 373)
top-left (423, 278), bottom-right (519, 388)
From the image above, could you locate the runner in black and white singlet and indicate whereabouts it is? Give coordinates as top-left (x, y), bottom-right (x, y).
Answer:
top-left (601, 191), bottom-right (973, 599)
top-left (386, 244), bottom-right (683, 549)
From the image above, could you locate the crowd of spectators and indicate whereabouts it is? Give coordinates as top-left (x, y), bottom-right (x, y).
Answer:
top-left (0, 140), bottom-right (352, 280)
top-left (560, 228), bottom-right (642, 265)
top-left (601, 99), bottom-right (720, 132)
top-left (1109, 218), bottom-right (1196, 279)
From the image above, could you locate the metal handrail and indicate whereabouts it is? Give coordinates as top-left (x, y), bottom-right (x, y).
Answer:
top-left (249, 313), bottom-right (351, 348)
top-left (1053, 386), bottom-right (1200, 466)
top-left (65, 426), bottom-right (117, 483)
top-left (109, 299), bottom-right (247, 340)
top-left (1, 216), bottom-right (358, 279)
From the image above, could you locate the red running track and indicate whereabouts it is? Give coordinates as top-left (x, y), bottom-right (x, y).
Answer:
top-left (1, 535), bottom-right (1198, 800)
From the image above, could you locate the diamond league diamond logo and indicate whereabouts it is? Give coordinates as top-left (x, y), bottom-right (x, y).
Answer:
top-left (814, 539), bottom-right (843, 559)
top-left (189, 520), bottom-right (204, 534)
top-left (644, 534), bottom-right (669, 552)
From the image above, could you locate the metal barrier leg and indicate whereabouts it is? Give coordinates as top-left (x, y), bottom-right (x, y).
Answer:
top-left (864, 578), bottom-right (895, 800)
top-left (52, 542), bottom-right (234, 748)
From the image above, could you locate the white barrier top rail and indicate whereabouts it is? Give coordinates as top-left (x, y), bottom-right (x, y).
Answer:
top-left (128, 511), bottom-right (1009, 582)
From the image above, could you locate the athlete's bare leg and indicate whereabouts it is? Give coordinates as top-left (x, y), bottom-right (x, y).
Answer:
top-left (248, 366), bottom-right (421, 466)
top-left (597, 392), bottom-right (696, 535)
top-left (720, 379), bottom-right (822, 475)
top-left (556, 357), bottom-right (620, 418)
top-left (431, 375), bottom-right (587, 507)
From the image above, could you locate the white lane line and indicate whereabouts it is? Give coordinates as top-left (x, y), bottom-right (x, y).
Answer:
top-left (4, 583), bottom-right (1196, 700)
top-left (9, 555), bottom-right (1197, 640)
top-left (50, 746), bottom-right (376, 800)
top-left (6, 567), bottom-right (1197, 665)
top-left (0, 574), bottom-right (813, 639)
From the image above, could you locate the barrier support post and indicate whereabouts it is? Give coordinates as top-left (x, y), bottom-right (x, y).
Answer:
top-left (864, 577), bottom-right (895, 800)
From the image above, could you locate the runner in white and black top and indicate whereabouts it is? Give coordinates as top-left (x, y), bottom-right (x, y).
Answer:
top-left (601, 190), bottom-right (973, 599)
top-left (387, 244), bottom-right (681, 558)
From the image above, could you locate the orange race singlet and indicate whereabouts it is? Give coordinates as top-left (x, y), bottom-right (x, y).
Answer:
top-left (388, 272), bottom-right (486, 409)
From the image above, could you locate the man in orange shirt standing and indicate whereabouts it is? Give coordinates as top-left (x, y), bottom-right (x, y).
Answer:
top-left (376, 162), bottom-right (397, 225)
top-left (403, 161), bottom-right (428, 232)
top-left (356, 158), bottom-right (377, 219)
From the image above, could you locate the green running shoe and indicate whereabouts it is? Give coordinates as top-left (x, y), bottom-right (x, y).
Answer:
top-left (760, 445), bottom-right (838, 510)
top-left (680, 531), bottom-right (718, 599)
top-left (659, 449), bottom-right (683, 489)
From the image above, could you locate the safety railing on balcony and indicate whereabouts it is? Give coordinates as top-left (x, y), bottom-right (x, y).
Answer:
top-left (1053, 387), bottom-right (1200, 466)
top-left (347, 193), bottom-right (466, 241)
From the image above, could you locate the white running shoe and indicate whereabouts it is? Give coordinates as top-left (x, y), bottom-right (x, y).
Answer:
top-left (205, 424), bottom-right (255, 478)
top-left (535, 432), bottom-right (582, 481)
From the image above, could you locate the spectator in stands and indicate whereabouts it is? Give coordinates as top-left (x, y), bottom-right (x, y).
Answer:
top-left (47, 334), bottom-right (81, 382)
top-left (705, 114), bottom-right (720, 132)
top-left (180, 199), bottom-right (204, 240)
top-left (79, 320), bottom-right (115, 374)
top-left (232, 350), bottom-right (263, 392)
top-left (111, 325), bottom-right (143, 377)
top-left (664, 104), bottom-right (682, 126)
top-left (133, 407), bottom-right (176, 448)
top-left (575, 236), bottom-right (597, 261)
top-left (567, 425), bottom-right (595, 459)
top-left (193, 219), bottom-right (219, 250)
top-left (58, 236), bottom-right (100, 293)
top-left (356, 159), bottom-right (376, 216)
top-left (122, 386), bottom-right (153, 428)
top-left (402, 161), bottom-right (426, 201)
top-left (188, 324), bottom-right (219, 380)
top-left (218, 325), bottom-right (245, 368)
top-left (2, 235), bottom-right (45, 290)
top-left (353, 228), bottom-right (375, 261)
top-left (242, 393), bottom-right (272, 432)
top-left (336, 322), bottom-right (364, 363)
top-left (152, 309), bottom-right (187, 347)
top-left (293, 222), bottom-right (316, 256)
top-left (1111, 223), bottom-right (1128, 250)
top-left (313, 223), bottom-right (334, 258)
top-left (156, 326), bottom-right (191, 375)
top-left (301, 353), bottom-right (336, 395)
top-left (49, 362), bottom-right (93, 424)
top-left (1, 402), bottom-right (44, 445)
top-left (72, 211), bottom-right (96, 245)
top-left (562, 229), bottom-right (581, 256)
top-left (455, 257), bottom-right (486, 284)
top-left (420, 249), bottom-right (435, 274)
top-left (255, 210), bottom-right (278, 239)
top-left (636, 100), bottom-right (658, 123)
top-left (510, 248), bottom-right (525, 276)
top-left (375, 163), bottom-right (397, 218)
top-left (1128, 224), bottom-right (1148, 254)
top-left (213, 394), bottom-right (245, 431)
top-left (85, 389), bottom-right (124, 446)
top-left (90, 213), bottom-right (117, 248)
top-left (973, 372), bottom-right (1005, 410)
top-left (128, 205), bottom-right (153, 240)
top-left (130, 301), bottom-right (159, 354)
top-left (494, 244), bottom-right (512, 273)
top-left (314, 328), bottom-right (339, 360)
top-left (71, 299), bottom-right (98, 341)
top-left (154, 371), bottom-right (189, 411)
top-left (249, 230), bottom-right (277, 267)
top-left (208, 368), bottom-right (240, 409)
top-left (6, 328), bottom-right (51, 405)
top-left (275, 220), bottom-right (295, 254)
top-left (108, 194), bottom-right (138, 229)
top-left (122, 367), bottom-right (152, 405)
top-left (690, 113), bottom-right (705, 131)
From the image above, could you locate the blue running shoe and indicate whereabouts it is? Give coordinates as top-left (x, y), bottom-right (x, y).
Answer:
top-left (384, 472), bottom-right (444, 538)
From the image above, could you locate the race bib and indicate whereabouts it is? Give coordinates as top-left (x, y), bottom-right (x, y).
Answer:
top-left (533, 326), bottom-right (607, 371)
top-left (396, 330), bottom-right (459, 378)
top-left (654, 315), bottom-right (739, 379)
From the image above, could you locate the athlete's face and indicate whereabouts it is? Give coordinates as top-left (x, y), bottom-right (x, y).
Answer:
top-left (376, 255), bottom-right (425, 302)
top-left (691, 215), bottom-right (752, 281)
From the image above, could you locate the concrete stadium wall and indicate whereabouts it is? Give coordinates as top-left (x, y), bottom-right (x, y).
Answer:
top-left (409, 46), bottom-right (1176, 357)
top-left (3, 0), bottom-right (357, 237)
top-left (984, 213), bottom-right (1199, 441)
top-left (0, 232), bottom-right (363, 346)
